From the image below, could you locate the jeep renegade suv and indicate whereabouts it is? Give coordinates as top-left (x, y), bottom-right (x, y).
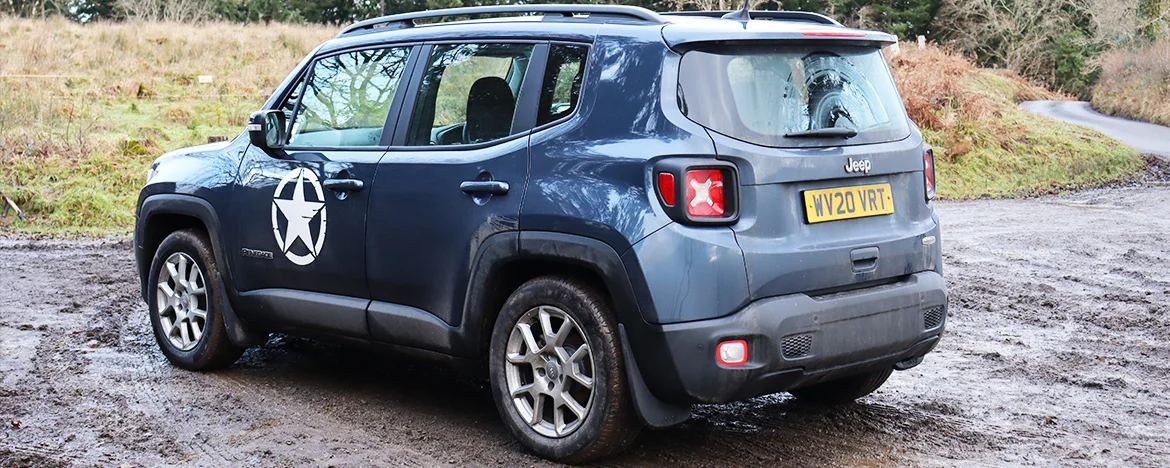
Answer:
top-left (134, 5), bottom-right (947, 463)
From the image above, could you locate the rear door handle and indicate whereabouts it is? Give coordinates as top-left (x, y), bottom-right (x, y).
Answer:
top-left (460, 180), bottom-right (509, 195)
top-left (323, 178), bottom-right (364, 192)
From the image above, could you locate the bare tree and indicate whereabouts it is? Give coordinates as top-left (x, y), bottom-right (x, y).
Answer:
top-left (934, 0), bottom-right (1100, 85)
top-left (117, 0), bottom-right (212, 22)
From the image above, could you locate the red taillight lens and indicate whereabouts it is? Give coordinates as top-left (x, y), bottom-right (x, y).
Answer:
top-left (685, 169), bottom-right (725, 217)
top-left (924, 149), bottom-right (936, 200)
top-left (716, 340), bottom-right (748, 366)
top-left (657, 172), bottom-right (675, 206)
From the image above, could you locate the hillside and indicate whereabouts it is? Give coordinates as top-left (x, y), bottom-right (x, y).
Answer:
top-left (1092, 37), bottom-right (1170, 128)
top-left (888, 45), bottom-right (1142, 198)
top-left (0, 19), bottom-right (1144, 233)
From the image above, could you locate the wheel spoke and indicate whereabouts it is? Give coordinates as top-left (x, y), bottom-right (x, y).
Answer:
top-left (553, 319), bottom-right (573, 347)
top-left (567, 344), bottom-right (590, 365)
top-left (563, 393), bottom-right (587, 419)
top-left (165, 261), bottom-right (180, 281)
top-left (177, 255), bottom-right (189, 287)
top-left (568, 367), bottom-right (594, 390)
top-left (518, 323), bottom-right (542, 354)
top-left (190, 320), bottom-right (203, 340)
top-left (506, 352), bottom-right (530, 365)
top-left (528, 393), bottom-right (544, 427)
top-left (554, 402), bottom-right (566, 435)
top-left (191, 308), bottom-right (207, 320)
top-left (554, 345), bottom-right (572, 363)
top-left (158, 282), bottom-right (175, 300)
top-left (538, 306), bottom-right (557, 340)
top-left (510, 383), bottom-right (535, 398)
top-left (187, 263), bottom-right (200, 288)
top-left (178, 320), bottom-right (191, 346)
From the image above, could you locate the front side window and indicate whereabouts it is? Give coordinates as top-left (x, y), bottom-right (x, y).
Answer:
top-left (288, 47), bottom-right (411, 147)
top-left (678, 45), bottom-right (910, 148)
top-left (537, 44), bottom-right (589, 126)
top-left (406, 43), bottom-right (535, 146)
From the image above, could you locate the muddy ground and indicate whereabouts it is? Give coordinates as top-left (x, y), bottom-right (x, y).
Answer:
top-left (2, 184), bottom-right (1169, 467)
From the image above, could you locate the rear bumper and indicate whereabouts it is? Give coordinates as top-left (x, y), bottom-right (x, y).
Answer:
top-left (635, 271), bottom-right (947, 404)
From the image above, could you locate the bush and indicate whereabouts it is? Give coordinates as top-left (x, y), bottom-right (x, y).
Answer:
top-left (1092, 37), bottom-right (1170, 126)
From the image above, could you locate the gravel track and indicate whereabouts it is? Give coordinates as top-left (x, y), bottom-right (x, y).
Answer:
top-left (2, 185), bottom-right (1169, 467)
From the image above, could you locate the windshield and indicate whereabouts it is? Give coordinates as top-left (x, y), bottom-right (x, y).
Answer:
top-left (678, 45), bottom-right (910, 148)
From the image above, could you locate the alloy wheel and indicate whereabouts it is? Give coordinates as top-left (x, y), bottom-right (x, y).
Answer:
top-left (156, 252), bottom-right (207, 351)
top-left (504, 305), bottom-right (596, 438)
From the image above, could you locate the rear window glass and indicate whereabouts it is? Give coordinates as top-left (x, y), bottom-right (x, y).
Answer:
top-left (678, 45), bottom-right (909, 148)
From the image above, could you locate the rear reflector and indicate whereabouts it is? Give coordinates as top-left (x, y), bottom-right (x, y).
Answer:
top-left (685, 169), bottom-right (725, 217)
top-left (801, 31), bottom-right (866, 37)
top-left (924, 149), bottom-right (936, 200)
top-left (716, 340), bottom-right (748, 366)
top-left (657, 172), bottom-right (676, 206)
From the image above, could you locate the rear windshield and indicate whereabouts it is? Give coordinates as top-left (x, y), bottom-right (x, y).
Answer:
top-left (677, 45), bottom-right (909, 148)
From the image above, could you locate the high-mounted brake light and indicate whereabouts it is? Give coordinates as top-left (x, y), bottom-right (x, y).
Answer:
top-left (657, 172), bottom-right (676, 206)
top-left (801, 31), bottom-right (866, 37)
top-left (924, 149), bottom-right (936, 201)
top-left (716, 340), bottom-right (748, 366)
top-left (685, 169), bottom-right (725, 217)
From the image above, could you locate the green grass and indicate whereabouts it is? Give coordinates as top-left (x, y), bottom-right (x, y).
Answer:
top-left (928, 113), bottom-right (1142, 198)
top-left (1, 94), bottom-right (261, 234)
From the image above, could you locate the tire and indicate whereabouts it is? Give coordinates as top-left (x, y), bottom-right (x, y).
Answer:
top-left (789, 368), bottom-right (893, 405)
top-left (147, 229), bottom-right (244, 371)
top-left (488, 276), bottom-right (641, 464)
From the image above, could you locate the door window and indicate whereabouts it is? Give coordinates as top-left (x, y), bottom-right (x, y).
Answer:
top-left (288, 47), bottom-right (411, 148)
top-left (537, 44), bottom-right (588, 126)
top-left (406, 43), bottom-right (536, 146)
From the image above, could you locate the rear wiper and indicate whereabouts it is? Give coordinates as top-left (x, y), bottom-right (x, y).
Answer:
top-left (784, 128), bottom-right (858, 139)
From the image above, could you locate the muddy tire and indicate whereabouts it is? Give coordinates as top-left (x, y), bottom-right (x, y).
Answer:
top-left (488, 276), bottom-right (641, 464)
top-left (147, 229), bottom-right (244, 371)
top-left (790, 368), bottom-right (893, 405)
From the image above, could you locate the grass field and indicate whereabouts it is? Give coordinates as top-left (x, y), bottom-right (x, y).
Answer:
top-left (0, 18), bottom-right (1144, 234)
top-left (0, 17), bottom-right (332, 234)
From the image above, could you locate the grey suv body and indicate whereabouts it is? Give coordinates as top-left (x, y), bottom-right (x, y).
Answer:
top-left (134, 5), bottom-right (946, 463)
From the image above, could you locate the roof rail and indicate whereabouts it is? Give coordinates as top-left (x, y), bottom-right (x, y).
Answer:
top-left (338, 5), bottom-right (666, 37)
top-left (662, 10), bottom-right (842, 27)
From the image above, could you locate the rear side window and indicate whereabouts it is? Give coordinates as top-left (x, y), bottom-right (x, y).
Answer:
top-left (406, 43), bottom-right (535, 146)
top-left (288, 47), bottom-right (411, 147)
top-left (537, 44), bottom-right (588, 126)
top-left (678, 45), bottom-right (909, 148)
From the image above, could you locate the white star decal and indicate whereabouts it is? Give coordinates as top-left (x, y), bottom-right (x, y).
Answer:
top-left (270, 168), bottom-right (328, 266)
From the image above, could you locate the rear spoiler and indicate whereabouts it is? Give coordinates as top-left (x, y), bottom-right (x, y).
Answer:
top-left (661, 20), bottom-right (896, 50)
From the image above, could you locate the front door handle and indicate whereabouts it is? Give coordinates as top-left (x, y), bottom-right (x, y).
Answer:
top-left (460, 180), bottom-right (509, 195)
top-left (323, 178), bottom-right (364, 192)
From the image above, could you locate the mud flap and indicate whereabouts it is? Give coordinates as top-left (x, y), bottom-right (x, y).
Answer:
top-left (219, 279), bottom-right (269, 348)
top-left (619, 324), bottom-right (691, 428)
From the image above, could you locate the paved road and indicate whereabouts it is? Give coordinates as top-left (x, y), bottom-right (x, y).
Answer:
top-left (1021, 100), bottom-right (1170, 157)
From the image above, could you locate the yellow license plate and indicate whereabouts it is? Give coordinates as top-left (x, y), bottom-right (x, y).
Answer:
top-left (803, 183), bottom-right (894, 224)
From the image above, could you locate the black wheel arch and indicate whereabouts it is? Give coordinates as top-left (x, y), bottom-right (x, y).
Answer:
top-left (463, 230), bottom-right (691, 427)
top-left (135, 194), bottom-right (267, 347)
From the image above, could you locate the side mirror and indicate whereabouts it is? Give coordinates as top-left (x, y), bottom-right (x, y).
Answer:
top-left (247, 110), bottom-right (287, 150)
